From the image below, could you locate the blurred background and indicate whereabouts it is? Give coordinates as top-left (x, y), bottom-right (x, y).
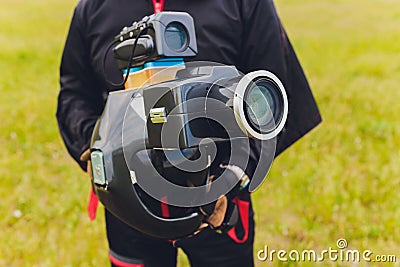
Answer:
top-left (1, 0), bottom-right (399, 266)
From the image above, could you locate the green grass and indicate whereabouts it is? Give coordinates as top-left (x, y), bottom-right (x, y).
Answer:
top-left (1, 0), bottom-right (400, 266)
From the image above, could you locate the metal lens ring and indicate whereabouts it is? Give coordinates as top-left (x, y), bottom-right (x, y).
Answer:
top-left (233, 70), bottom-right (288, 140)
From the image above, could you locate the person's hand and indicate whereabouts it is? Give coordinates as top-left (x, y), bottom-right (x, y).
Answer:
top-left (80, 148), bottom-right (99, 220)
top-left (80, 149), bottom-right (92, 179)
top-left (200, 195), bottom-right (228, 229)
top-left (197, 164), bottom-right (250, 230)
top-left (200, 164), bottom-right (250, 229)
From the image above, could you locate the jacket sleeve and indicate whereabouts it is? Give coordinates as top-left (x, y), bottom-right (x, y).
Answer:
top-left (56, 7), bottom-right (106, 170)
top-left (239, 0), bottom-right (322, 157)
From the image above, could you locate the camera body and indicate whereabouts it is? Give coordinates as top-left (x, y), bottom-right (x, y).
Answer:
top-left (143, 65), bottom-right (288, 149)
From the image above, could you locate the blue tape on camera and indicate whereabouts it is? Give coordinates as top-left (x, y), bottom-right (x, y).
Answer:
top-left (123, 58), bottom-right (184, 75)
top-left (144, 58), bottom-right (184, 68)
top-left (123, 66), bottom-right (143, 75)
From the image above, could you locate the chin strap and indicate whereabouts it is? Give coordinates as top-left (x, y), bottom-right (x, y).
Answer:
top-left (151, 0), bottom-right (165, 13)
top-left (227, 197), bottom-right (250, 243)
top-left (88, 188), bottom-right (99, 221)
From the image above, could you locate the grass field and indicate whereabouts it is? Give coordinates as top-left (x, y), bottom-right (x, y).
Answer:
top-left (1, 0), bottom-right (400, 266)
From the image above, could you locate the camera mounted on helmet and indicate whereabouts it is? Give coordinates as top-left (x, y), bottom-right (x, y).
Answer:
top-left (90, 12), bottom-right (288, 240)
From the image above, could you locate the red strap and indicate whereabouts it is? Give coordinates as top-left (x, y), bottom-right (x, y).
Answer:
top-left (227, 198), bottom-right (250, 243)
top-left (88, 187), bottom-right (99, 221)
top-left (160, 196), bottom-right (170, 217)
top-left (151, 0), bottom-right (164, 13)
top-left (109, 253), bottom-right (144, 267)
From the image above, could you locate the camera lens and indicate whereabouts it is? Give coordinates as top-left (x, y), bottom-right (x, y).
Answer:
top-left (244, 78), bottom-right (283, 134)
top-left (165, 22), bottom-right (189, 52)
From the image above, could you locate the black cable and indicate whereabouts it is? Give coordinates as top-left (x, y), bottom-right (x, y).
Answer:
top-left (102, 26), bottom-right (149, 88)
top-left (102, 39), bottom-right (120, 87)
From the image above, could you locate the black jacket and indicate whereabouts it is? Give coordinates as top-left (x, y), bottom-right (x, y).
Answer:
top-left (57, 0), bottom-right (321, 171)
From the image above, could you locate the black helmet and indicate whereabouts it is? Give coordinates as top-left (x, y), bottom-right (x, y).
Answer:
top-left (89, 62), bottom-right (288, 239)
